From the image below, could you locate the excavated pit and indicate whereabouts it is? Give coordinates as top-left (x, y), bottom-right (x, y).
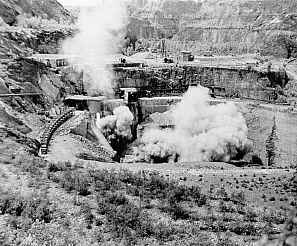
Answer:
top-left (59, 95), bottom-right (258, 165)
top-left (31, 56), bottom-right (297, 167)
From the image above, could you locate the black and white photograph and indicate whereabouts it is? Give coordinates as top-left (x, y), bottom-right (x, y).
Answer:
top-left (0, 0), bottom-right (296, 245)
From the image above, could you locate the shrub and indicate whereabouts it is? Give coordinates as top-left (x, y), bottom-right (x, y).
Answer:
top-left (0, 191), bottom-right (54, 223)
top-left (47, 162), bottom-right (70, 173)
top-left (142, 172), bottom-right (174, 200)
top-left (90, 169), bottom-right (206, 206)
top-left (217, 234), bottom-right (240, 246)
top-left (215, 187), bottom-right (230, 201)
top-left (60, 171), bottom-right (91, 196)
top-left (97, 192), bottom-right (129, 214)
top-left (231, 191), bottom-right (246, 205)
top-left (166, 185), bottom-right (206, 218)
top-left (189, 186), bottom-right (207, 206)
top-left (245, 206), bottom-right (261, 222)
top-left (167, 203), bottom-right (190, 220)
top-left (90, 169), bottom-right (122, 193)
top-left (17, 156), bottom-right (47, 176)
top-left (97, 192), bottom-right (154, 242)
top-left (80, 203), bottom-right (95, 229)
top-left (152, 220), bottom-right (177, 241)
top-left (219, 201), bottom-right (237, 213)
top-left (168, 185), bottom-right (189, 205)
top-left (229, 221), bottom-right (263, 236)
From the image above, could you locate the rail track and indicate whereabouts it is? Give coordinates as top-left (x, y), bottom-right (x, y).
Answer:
top-left (40, 108), bottom-right (75, 155)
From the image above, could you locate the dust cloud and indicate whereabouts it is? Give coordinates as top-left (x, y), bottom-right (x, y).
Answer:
top-left (134, 86), bottom-right (251, 163)
top-left (61, 0), bottom-right (128, 96)
top-left (96, 106), bottom-right (134, 141)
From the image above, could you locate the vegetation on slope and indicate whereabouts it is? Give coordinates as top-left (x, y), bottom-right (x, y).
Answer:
top-left (0, 149), bottom-right (295, 245)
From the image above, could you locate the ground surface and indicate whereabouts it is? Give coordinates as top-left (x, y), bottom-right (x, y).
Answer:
top-left (83, 161), bottom-right (296, 209)
top-left (0, 106), bottom-right (296, 245)
top-left (42, 112), bottom-right (297, 213)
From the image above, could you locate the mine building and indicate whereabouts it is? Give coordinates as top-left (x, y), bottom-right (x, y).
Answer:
top-left (181, 51), bottom-right (194, 62)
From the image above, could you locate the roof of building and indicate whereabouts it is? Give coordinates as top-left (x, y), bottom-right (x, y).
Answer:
top-left (64, 95), bottom-right (106, 102)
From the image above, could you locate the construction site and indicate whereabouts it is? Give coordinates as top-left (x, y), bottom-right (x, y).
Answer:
top-left (0, 0), bottom-right (296, 245)
top-left (15, 50), bottom-right (294, 168)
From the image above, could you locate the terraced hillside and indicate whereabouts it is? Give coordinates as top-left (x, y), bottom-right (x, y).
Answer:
top-left (129, 0), bottom-right (297, 57)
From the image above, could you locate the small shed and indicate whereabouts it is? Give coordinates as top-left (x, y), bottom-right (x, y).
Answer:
top-left (119, 88), bottom-right (137, 104)
top-left (181, 51), bottom-right (192, 62)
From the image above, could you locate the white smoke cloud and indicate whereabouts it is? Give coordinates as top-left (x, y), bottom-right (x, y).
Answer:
top-left (61, 0), bottom-right (128, 96)
top-left (134, 86), bottom-right (251, 163)
top-left (113, 106), bottom-right (134, 138)
top-left (97, 106), bottom-right (134, 140)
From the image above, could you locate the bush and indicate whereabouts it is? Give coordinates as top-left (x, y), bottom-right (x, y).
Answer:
top-left (166, 203), bottom-right (190, 220)
top-left (152, 220), bottom-right (177, 241)
top-left (189, 186), bottom-right (207, 206)
top-left (47, 162), bottom-right (70, 173)
top-left (217, 234), bottom-right (240, 246)
top-left (168, 185), bottom-right (190, 205)
top-left (215, 187), bottom-right (230, 201)
top-left (167, 185), bottom-right (206, 205)
top-left (60, 171), bottom-right (91, 196)
top-left (97, 192), bottom-right (130, 215)
top-left (17, 155), bottom-right (47, 176)
top-left (229, 221), bottom-right (264, 236)
top-left (0, 191), bottom-right (54, 223)
top-left (231, 191), bottom-right (246, 205)
top-left (244, 206), bottom-right (261, 222)
top-left (96, 192), bottom-right (154, 242)
top-left (90, 169), bottom-right (122, 193)
top-left (80, 203), bottom-right (95, 229)
top-left (141, 172), bottom-right (174, 200)
top-left (219, 201), bottom-right (237, 213)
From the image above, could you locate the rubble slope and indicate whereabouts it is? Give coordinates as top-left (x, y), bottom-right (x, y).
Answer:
top-left (0, 0), bottom-right (73, 25)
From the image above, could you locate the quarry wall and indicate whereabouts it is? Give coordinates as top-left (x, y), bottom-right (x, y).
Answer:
top-left (2, 57), bottom-right (82, 112)
top-left (130, 0), bottom-right (297, 57)
top-left (114, 65), bottom-right (286, 102)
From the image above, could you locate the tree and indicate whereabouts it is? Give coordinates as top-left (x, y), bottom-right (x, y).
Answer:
top-left (265, 116), bottom-right (278, 166)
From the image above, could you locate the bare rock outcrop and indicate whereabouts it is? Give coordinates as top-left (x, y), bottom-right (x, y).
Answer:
top-left (129, 0), bottom-right (297, 57)
top-left (0, 0), bottom-right (73, 26)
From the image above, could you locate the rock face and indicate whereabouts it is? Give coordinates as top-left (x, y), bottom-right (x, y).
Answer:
top-left (0, 101), bottom-right (31, 134)
top-left (0, 0), bottom-right (73, 25)
top-left (0, 101), bottom-right (40, 155)
top-left (0, 28), bottom-right (74, 59)
top-left (129, 0), bottom-right (297, 57)
top-left (1, 56), bottom-right (82, 112)
top-left (114, 65), bottom-right (286, 102)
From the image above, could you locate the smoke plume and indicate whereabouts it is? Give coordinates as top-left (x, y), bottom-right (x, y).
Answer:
top-left (96, 106), bottom-right (134, 141)
top-left (61, 0), bottom-right (128, 96)
top-left (135, 86), bottom-right (251, 163)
